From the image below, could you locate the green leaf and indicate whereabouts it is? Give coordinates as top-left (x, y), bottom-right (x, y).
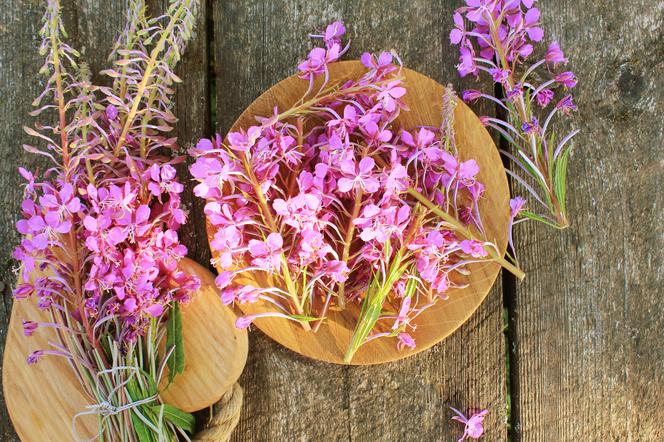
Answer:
top-left (140, 368), bottom-right (159, 397)
top-left (520, 210), bottom-right (562, 229)
top-left (150, 404), bottom-right (196, 433)
top-left (554, 148), bottom-right (570, 215)
top-left (288, 314), bottom-right (321, 322)
top-left (130, 408), bottom-right (155, 442)
top-left (166, 303), bottom-right (185, 384)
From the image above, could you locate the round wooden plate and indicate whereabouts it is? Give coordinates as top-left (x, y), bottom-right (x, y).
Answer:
top-left (3, 258), bottom-right (248, 441)
top-left (207, 61), bottom-right (509, 365)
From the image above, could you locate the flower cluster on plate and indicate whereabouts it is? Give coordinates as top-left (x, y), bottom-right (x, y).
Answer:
top-left (190, 22), bottom-right (522, 362)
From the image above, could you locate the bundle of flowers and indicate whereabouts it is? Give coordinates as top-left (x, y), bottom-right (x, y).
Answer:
top-left (13, 0), bottom-right (201, 439)
top-left (190, 22), bottom-right (524, 363)
top-left (451, 0), bottom-right (579, 229)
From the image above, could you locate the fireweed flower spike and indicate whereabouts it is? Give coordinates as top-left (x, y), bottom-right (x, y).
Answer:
top-left (191, 21), bottom-right (524, 363)
top-left (451, 0), bottom-right (580, 228)
top-left (13, 1), bottom-right (200, 439)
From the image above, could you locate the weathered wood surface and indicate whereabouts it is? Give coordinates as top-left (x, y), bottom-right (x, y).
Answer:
top-left (508, 0), bottom-right (664, 440)
top-left (1, 0), bottom-right (662, 441)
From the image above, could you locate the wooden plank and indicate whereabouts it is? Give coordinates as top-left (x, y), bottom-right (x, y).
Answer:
top-left (510, 0), bottom-right (664, 440)
top-left (0, 2), bottom-right (82, 440)
top-left (0, 0), bottom-right (210, 440)
top-left (214, 1), bottom-right (508, 440)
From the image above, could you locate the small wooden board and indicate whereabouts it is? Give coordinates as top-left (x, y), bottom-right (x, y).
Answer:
top-left (207, 61), bottom-right (509, 365)
top-left (3, 258), bottom-right (248, 441)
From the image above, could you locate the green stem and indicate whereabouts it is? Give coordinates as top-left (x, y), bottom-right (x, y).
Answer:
top-left (241, 156), bottom-right (307, 325)
top-left (407, 187), bottom-right (525, 280)
top-left (337, 187), bottom-right (363, 308)
top-left (343, 251), bottom-right (405, 363)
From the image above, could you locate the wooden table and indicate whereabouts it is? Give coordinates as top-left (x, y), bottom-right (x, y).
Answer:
top-left (1, 1), bottom-right (661, 440)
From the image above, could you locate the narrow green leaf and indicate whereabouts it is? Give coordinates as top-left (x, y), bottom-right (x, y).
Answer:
top-left (140, 368), bottom-right (159, 397)
top-left (166, 303), bottom-right (185, 384)
top-left (288, 314), bottom-right (321, 322)
top-left (130, 409), bottom-right (155, 442)
top-left (554, 148), bottom-right (570, 214)
top-left (150, 404), bottom-right (196, 433)
top-left (520, 210), bottom-right (562, 229)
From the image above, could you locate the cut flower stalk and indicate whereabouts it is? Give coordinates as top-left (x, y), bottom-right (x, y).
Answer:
top-left (12, 1), bottom-right (201, 439)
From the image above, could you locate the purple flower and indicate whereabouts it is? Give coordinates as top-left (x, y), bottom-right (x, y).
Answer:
top-left (318, 260), bottom-right (350, 283)
top-left (227, 126), bottom-right (262, 152)
top-left (337, 157), bottom-right (380, 194)
top-left (248, 233), bottom-right (283, 272)
top-left (106, 104), bottom-right (119, 120)
top-left (39, 183), bottom-right (81, 218)
top-left (462, 90), bottom-right (482, 103)
top-left (27, 350), bottom-right (44, 365)
top-left (393, 296), bottom-right (411, 330)
top-left (441, 152), bottom-right (480, 185)
top-left (510, 196), bottom-right (527, 218)
top-left (298, 45), bottom-right (343, 80)
top-left (273, 192), bottom-right (322, 231)
top-left (545, 41), bottom-right (568, 66)
top-left (145, 303), bottom-right (164, 317)
top-left (116, 204), bottom-right (152, 241)
top-left (450, 12), bottom-right (465, 44)
top-left (460, 240), bottom-right (488, 258)
top-left (147, 164), bottom-right (183, 197)
top-left (354, 204), bottom-right (411, 243)
top-left (215, 271), bottom-right (234, 290)
top-left (401, 127), bottom-right (435, 151)
top-left (235, 315), bottom-right (256, 329)
top-left (360, 51), bottom-right (395, 76)
top-left (210, 226), bottom-right (243, 269)
top-left (555, 95), bottom-right (577, 115)
top-left (18, 167), bottom-right (36, 194)
top-left (190, 154), bottom-right (238, 199)
top-left (326, 104), bottom-right (359, 140)
top-left (323, 21), bottom-right (346, 47)
top-left (298, 229), bottom-right (333, 265)
top-left (457, 46), bottom-right (478, 78)
top-left (396, 332), bottom-right (416, 351)
top-left (555, 71), bottom-right (577, 88)
top-left (521, 117), bottom-right (540, 135)
top-left (375, 80), bottom-right (407, 113)
top-left (489, 68), bottom-right (510, 85)
top-left (535, 89), bottom-right (554, 107)
top-left (22, 320), bottom-right (38, 336)
top-left (383, 163), bottom-right (409, 196)
top-left (361, 120), bottom-right (392, 145)
top-left (450, 407), bottom-right (489, 441)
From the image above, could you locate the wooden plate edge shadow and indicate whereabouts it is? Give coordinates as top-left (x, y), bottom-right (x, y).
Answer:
top-left (2, 257), bottom-right (248, 441)
top-left (206, 60), bottom-right (509, 365)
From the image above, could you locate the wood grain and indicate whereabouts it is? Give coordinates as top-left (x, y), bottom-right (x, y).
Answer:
top-left (209, 61), bottom-right (509, 365)
top-left (2, 258), bottom-right (247, 441)
top-left (0, 2), bottom-right (54, 439)
top-left (508, 0), bottom-right (664, 440)
top-left (214, 1), bottom-right (509, 440)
